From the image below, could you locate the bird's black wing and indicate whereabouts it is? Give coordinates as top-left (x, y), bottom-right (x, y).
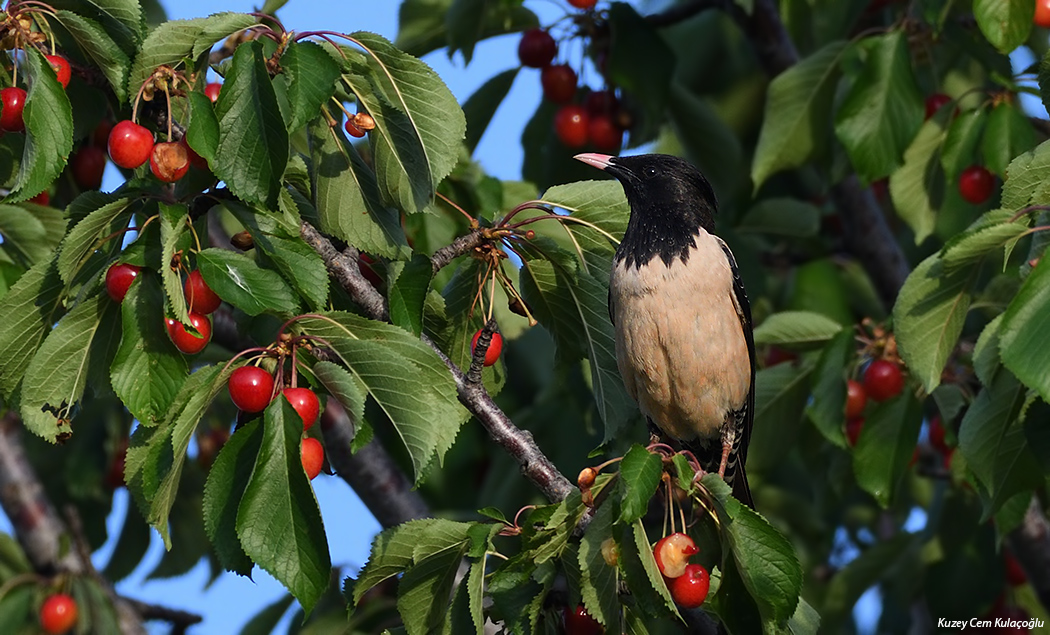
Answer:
top-left (718, 238), bottom-right (755, 508)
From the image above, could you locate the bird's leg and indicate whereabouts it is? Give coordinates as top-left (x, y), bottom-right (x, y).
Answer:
top-left (717, 418), bottom-right (737, 479)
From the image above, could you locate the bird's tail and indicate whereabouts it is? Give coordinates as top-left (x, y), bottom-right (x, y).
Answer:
top-left (732, 463), bottom-right (754, 509)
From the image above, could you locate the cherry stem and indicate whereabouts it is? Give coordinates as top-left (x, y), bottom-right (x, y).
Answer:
top-left (131, 76), bottom-right (151, 124)
top-left (499, 201), bottom-right (553, 227)
top-left (299, 32), bottom-right (349, 62)
top-left (493, 266), bottom-right (537, 326)
top-left (435, 191), bottom-right (478, 226)
top-left (511, 505), bottom-right (536, 530)
top-left (218, 347), bottom-right (274, 376)
top-left (290, 346), bottom-right (298, 388)
top-left (249, 11), bottom-right (285, 35)
top-left (1008, 205), bottom-right (1050, 223)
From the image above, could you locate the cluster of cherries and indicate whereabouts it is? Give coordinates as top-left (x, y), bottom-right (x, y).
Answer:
top-left (653, 532), bottom-right (711, 609)
top-left (517, 20), bottom-right (627, 151)
top-left (227, 365), bottom-right (324, 479)
top-left (922, 93), bottom-right (995, 206)
top-left (0, 52), bottom-right (69, 132)
top-left (844, 359), bottom-right (905, 446)
top-left (104, 262), bottom-right (219, 355)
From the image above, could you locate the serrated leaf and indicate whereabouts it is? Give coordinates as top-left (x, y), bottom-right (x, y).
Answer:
top-left (973, 314), bottom-right (1004, 386)
top-left (578, 500), bottom-right (619, 628)
top-left (628, 519), bottom-right (681, 619)
top-left (6, 49), bottom-right (74, 203)
top-left (1001, 140), bottom-right (1050, 209)
top-left (254, 233), bottom-right (329, 311)
top-left (939, 218), bottom-right (1028, 272)
top-left (159, 202), bottom-right (190, 324)
top-left (889, 114), bottom-right (948, 243)
top-left (982, 102), bottom-right (1037, 177)
top-left (388, 254), bottom-right (433, 336)
top-left (56, 197), bottom-right (133, 284)
top-left (110, 276), bottom-right (188, 425)
top-left (236, 398), bottom-right (331, 613)
top-left (344, 32), bottom-right (466, 213)
top-left (48, 0), bottom-right (143, 55)
top-left (186, 91), bottom-right (219, 167)
top-left (466, 556), bottom-right (485, 634)
top-left (354, 518), bottom-right (474, 602)
top-left (536, 179), bottom-right (629, 274)
top-left (20, 295), bottom-right (120, 442)
top-left (618, 445), bottom-right (661, 524)
top-left (0, 204), bottom-right (63, 264)
top-left (958, 370), bottom-right (1041, 516)
top-left (805, 329), bottom-right (852, 447)
top-left (310, 361), bottom-right (366, 430)
top-left (753, 311), bottom-right (843, 350)
top-left (737, 198), bottom-right (821, 238)
top-left (752, 40), bottom-right (848, 189)
top-left (54, 10), bottom-right (132, 101)
top-left (893, 253), bottom-right (977, 392)
top-left (941, 109), bottom-right (986, 178)
top-left (213, 40), bottom-right (289, 206)
top-left (748, 362), bottom-right (814, 472)
top-left (463, 68), bottom-right (518, 153)
top-left (0, 260), bottom-right (64, 397)
top-left (397, 542), bottom-right (467, 635)
top-left (974, 0), bottom-right (1034, 54)
top-left (395, 0), bottom-right (537, 59)
top-left (196, 247), bottom-right (298, 316)
top-left (703, 475), bottom-right (802, 627)
top-left (834, 32), bottom-right (923, 182)
top-left (128, 13), bottom-right (255, 102)
top-left (297, 313), bottom-right (467, 482)
top-left (1000, 255), bottom-right (1050, 402)
top-left (306, 117), bottom-right (411, 259)
top-left (280, 41), bottom-right (341, 133)
top-left (852, 391), bottom-right (923, 506)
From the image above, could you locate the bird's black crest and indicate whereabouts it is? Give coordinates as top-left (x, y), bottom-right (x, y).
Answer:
top-left (603, 154), bottom-right (718, 269)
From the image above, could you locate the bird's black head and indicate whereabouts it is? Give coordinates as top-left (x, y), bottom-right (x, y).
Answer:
top-left (574, 153), bottom-right (718, 269)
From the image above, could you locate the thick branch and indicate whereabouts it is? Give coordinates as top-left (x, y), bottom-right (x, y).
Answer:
top-left (300, 222), bottom-right (389, 321)
top-left (432, 230), bottom-right (486, 274)
top-left (1008, 496), bottom-right (1050, 612)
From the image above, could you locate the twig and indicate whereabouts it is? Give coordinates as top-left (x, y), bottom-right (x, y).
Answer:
top-left (431, 230), bottom-right (486, 274)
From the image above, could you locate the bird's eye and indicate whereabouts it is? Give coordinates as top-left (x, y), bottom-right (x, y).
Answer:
top-left (643, 166), bottom-right (658, 178)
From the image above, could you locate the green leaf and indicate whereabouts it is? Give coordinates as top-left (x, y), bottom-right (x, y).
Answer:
top-left (1000, 255), bottom-right (1050, 402)
top-left (0, 260), bottom-right (64, 397)
top-left (306, 117), bottom-right (411, 259)
top-left (893, 253), bottom-right (977, 392)
top-left (889, 113), bottom-right (948, 243)
top-left (397, 542), bottom-right (468, 635)
top-left (128, 13), bottom-right (255, 103)
top-left (852, 391), bottom-right (923, 506)
top-left (109, 276), bottom-right (188, 426)
top-left (395, 0), bottom-right (537, 58)
top-left (805, 329), bottom-right (852, 447)
top-left (463, 68), bottom-right (518, 153)
top-left (186, 91), bottom-right (219, 167)
top-left (56, 197), bottom-right (133, 284)
top-left (578, 500), bottom-right (619, 628)
top-left (344, 32), bottom-right (466, 213)
top-left (159, 203), bottom-right (190, 324)
top-left (752, 40), bottom-right (848, 189)
top-left (667, 81), bottom-right (747, 196)
top-left (626, 519), bottom-right (681, 619)
top-left (253, 234), bottom-right (329, 311)
top-left (445, 0), bottom-right (487, 63)
top-left (958, 370), bottom-right (1041, 516)
top-left (54, 10), bottom-right (132, 101)
top-left (834, 32), bottom-right (923, 182)
top-left (753, 311), bottom-right (843, 350)
top-left (605, 3), bottom-right (676, 144)
top-left (310, 361), bottom-right (366, 429)
top-left (388, 254), bottom-right (433, 336)
top-left (974, 0), bottom-right (1034, 53)
top-left (0, 204), bottom-right (65, 265)
top-left (354, 518), bottom-right (474, 602)
top-left (748, 362), bottom-right (814, 472)
top-left (280, 41), bottom-right (341, 133)
top-left (703, 475), bottom-right (802, 627)
top-left (297, 313), bottom-right (467, 482)
top-left (214, 40), bottom-right (289, 206)
top-left (196, 248), bottom-right (298, 316)
top-left (981, 102), bottom-right (1037, 177)
top-left (973, 313), bottom-right (1004, 386)
top-left (1001, 140), bottom-right (1050, 209)
top-left (236, 398), bottom-right (331, 614)
top-left (821, 534), bottom-right (916, 630)
top-left (941, 109), bottom-right (986, 178)
top-left (20, 295), bottom-right (120, 442)
top-left (737, 198), bottom-right (821, 238)
top-left (6, 49), bottom-right (74, 203)
top-left (466, 556), bottom-right (485, 634)
top-left (536, 179), bottom-right (629, 273)
top-left (48, 0), bottom-right (143, 55)
top-left (939, 216), bottom-right (1029, 273)
top-left (618, 445), bottom-right (662, 524)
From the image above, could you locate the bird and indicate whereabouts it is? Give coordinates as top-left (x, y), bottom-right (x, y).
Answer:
top-left (574, 153), bottom-right (755, 508)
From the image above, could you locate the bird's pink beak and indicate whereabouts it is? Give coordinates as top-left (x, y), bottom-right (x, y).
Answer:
top-left (574, 153), bottom-right (615, 171)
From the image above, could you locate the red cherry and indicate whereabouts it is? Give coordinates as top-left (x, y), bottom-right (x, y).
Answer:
top-left (1005, 551), bottom-right (1027, 586)
top-left (283, 387), bottom-right (320, 431)
top-left (653, 532), bottom-right (699, 579)
top-left (518, 29), bottom-right (556, 68)
top-left (569, 0), bottom-right (598, 8)
top-left (863, 359), bottom-right (904, 402)
top-left (108, 120), bottom-right (154, 169)
top-left (959, 165), bottom-right (995, 205)
top-left (587, 115), bottom-right (622, 151)
top-left (69, 145), bottom-right (106, 189)
top-left (928, 416), bottom-right (949, 454)
top-left (228, 366), bottom-right (275, 413)
top-left (28, 190), bottom-right (49, 205)
top-left (471, 329), bottom-right (503, 366)
top-left (344, 119), bottom-right (365, 138)
top-left (204, 82), bottom-right (222, 103)
top-left (91, 119), bottom-right (113, 147)
top-left (45, 55), bottom-right (71, 89)
top-left (301, 437), bottom-right (324, 480)
top-left (554, 105), bottom-right (589, 148)
top-left (763, 346), bottom-right (798, 367)
top-left (670, 563), bottom-right (710, 609)
top-left (846, 417), bottom-right (864, 446)
top-left (39, 593), bottom-right (78, 634)
top-left (584, 89), bottom-right (618, 116)
top-left (105, 263), bottom-right (141, 303)
top-left (183, 270), bottom-right (222, 314)
top-left (563, 604), bottom-right (603, 635)
top-left (1037, 0), bottom-right (1050, 28)
top-left (165, 312), bottom-right (212, 355)
top-left (540, 64), bottom-right (577, 103)
top-left (150, 141), bottom-right (189, 182)
top-left (0, 86), bottom-right (26, 132)
top-left (845, 379), bottom-right (867, 418)
top-left (924, 93), bottom-right (951, 120)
